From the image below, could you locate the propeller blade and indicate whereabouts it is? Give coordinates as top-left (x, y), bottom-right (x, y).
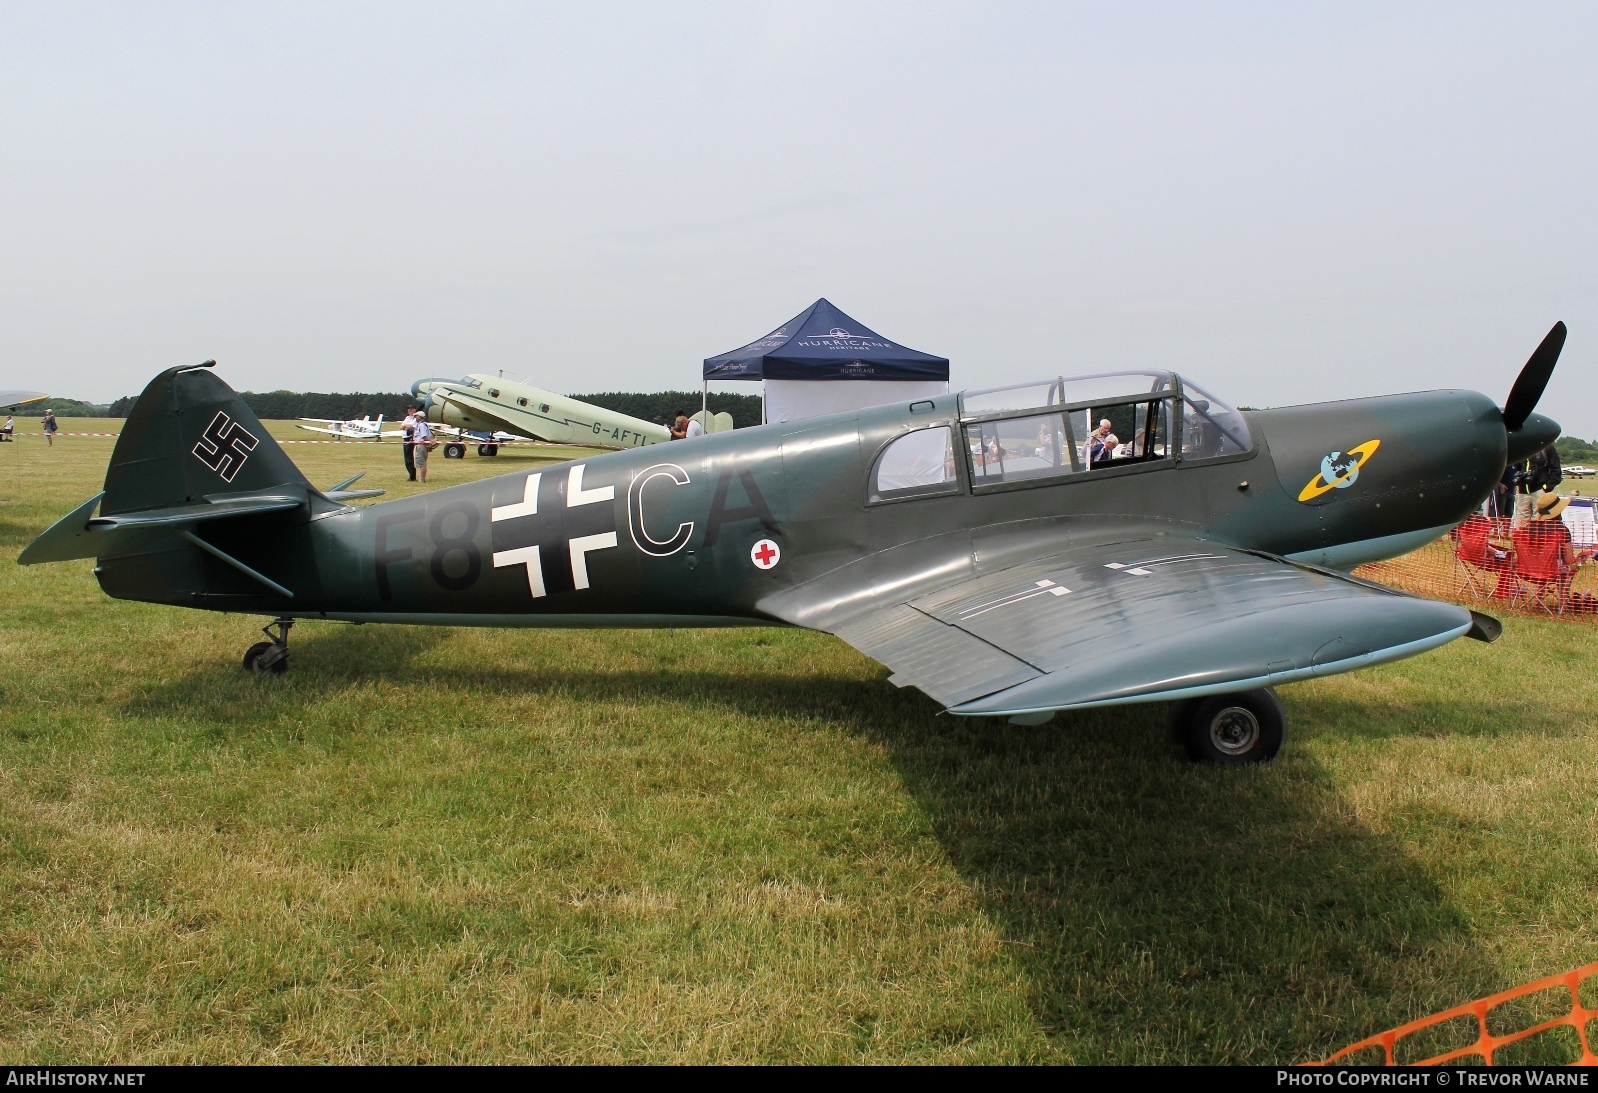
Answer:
top-left (1503, 321), bottom-right (1567, 432)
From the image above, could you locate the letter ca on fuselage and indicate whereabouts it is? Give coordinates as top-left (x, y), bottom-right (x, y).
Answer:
top-left (368, 460), bottom-right (778, 606)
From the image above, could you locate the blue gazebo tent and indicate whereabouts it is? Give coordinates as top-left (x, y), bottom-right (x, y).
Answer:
top-left (702, 298), bottom-right (950, 424)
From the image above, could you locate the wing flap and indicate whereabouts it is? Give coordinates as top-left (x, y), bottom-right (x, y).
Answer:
top-left (833, 605), bottom-right (1040, 707)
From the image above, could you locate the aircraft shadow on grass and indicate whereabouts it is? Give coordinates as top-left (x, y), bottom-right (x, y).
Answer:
top-left (0, 504), bottom-right (39, 551)
top-left (123, 635), bottom-right (1510, 1063)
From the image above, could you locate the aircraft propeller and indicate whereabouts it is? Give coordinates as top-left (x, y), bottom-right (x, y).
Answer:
top-left (1499, 322), bottom-right (1566, 464)
top-left (1502, 321), bottom-right (1565, 433)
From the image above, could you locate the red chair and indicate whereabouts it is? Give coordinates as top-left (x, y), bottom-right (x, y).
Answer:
top-left (1509, 526), bottom-right (1570, 613)
top-left (1452, 515), bottom-right (1498, 598)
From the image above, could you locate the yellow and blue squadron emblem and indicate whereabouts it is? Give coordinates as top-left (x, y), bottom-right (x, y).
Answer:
top-left (1298, 439), bottom-right (1381, 502)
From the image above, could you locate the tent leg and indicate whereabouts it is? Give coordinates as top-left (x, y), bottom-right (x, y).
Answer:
top-left (702, 381), bottom-right (707, 426)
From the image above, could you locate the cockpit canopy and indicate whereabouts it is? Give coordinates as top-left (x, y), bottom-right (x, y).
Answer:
top-left (958, 370), bottom-right (1250, 461)
top-left (871, 369), bottom-right (1254, 503)
top-left (960, 370), bottom-right (1179, 417)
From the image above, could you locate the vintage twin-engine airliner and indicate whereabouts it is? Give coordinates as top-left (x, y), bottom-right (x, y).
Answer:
top-left (20, 325), bottom-right (1566, 763)
top-left (411, 373), bottom-right (733, 453)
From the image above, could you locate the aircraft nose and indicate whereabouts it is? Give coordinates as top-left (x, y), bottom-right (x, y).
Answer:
top-left (1506, 410), bottom-right (1561, 463)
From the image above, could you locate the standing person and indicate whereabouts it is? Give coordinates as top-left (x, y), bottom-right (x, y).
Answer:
top-left (1516, 444), bottom-right (1563, 526)
top-left (1492, 462), bottom-right (1518, 522)
top-left (41, 409), bottom-right (58, 447)
top-left (412, 412), bottom-right (432, 484)
top-left (685, 412), bottom-right (705, 439)
top-left (668, 410), bottom-right (689, 440)
top-left (401, 407), bottom-right (417, 482)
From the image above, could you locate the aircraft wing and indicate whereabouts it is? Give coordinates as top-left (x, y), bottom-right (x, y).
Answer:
top-left (763, 538), bottom-right (1476, 717)
top-left (0, 390), bottom-right (48, 409)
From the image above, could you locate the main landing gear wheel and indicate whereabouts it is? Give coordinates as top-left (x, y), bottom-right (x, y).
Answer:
top-left (242, 617), bottom-right (294, 675)
top-left (1170, 687), bottom-right (1285, 764)
top-left (476, 443), bottom-right (498, 457)
top-left (444, 443), bottom-right (466, 459)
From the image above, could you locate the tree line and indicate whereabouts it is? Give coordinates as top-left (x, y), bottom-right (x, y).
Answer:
top-left (1555, 435), bottom-right (1598, 466)
top-left (101, 388), bottom-right (765, 428)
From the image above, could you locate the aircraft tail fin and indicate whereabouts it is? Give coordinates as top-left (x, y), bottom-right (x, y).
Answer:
top-left (17, 362), bottom-right (325, 610)
top-left (101, 361), bottom-right (313, 516)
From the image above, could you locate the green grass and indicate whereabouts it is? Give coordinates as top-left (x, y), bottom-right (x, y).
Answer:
top-left (1, 425), bottom-right (1596, 1063)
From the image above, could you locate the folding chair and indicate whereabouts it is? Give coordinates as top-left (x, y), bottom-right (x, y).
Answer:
top-left (1451, 515), bottom-right (1497, 598)
top-left (1509, 527), bottom-right (1569, 614)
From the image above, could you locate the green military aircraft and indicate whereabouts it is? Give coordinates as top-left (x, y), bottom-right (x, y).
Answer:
top-left (19, 324), bottom-right (1567, 763)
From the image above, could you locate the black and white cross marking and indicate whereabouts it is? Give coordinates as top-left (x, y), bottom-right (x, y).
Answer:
top-left (191, 411), bottom-right (259, 483)
top-left (959, 578), bottom-right (1070, 620)
top-left (490, 464), bottom-right (617, 598)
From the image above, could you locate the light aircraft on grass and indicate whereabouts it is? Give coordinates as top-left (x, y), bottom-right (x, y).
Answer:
top-left (19, 325), bottom-right (1568, 764)
top-left (411, 373), bottom-right (732, 452)
top-left (429, 423), bottom-right (534, 460)
top-left (294, 414), bottom-right (532, 457)
top-left (295, 415), bottom-right (400, 440)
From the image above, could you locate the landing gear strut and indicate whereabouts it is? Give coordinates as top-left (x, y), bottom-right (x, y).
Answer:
top-left (242, 617), bottom-right (293, 675)
top-left (1168, 687), bottom-right (1284, 764)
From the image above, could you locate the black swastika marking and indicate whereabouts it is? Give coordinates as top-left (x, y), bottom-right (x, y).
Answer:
top-left (191, 411), bottom-right (259, 483)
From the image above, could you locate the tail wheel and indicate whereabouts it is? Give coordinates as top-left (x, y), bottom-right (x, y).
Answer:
top-left (1176, 688), bottom-right (1285, 764)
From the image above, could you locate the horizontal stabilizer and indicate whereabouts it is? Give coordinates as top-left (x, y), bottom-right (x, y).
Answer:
top-left (18, 492), bottom-right (303, 565)
top-left (322, 472), bottom-right (385, 503)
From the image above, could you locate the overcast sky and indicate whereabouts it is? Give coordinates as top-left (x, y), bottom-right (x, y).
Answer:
top-left (4, 2), bottom-right (1596, 436)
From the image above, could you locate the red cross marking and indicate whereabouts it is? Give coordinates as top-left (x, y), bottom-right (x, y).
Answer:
top-left (752, 540), bottom-right (779, 568)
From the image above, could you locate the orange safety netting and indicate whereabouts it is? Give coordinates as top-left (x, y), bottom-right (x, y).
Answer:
top-left (1316, 962), bottom-right (1598, 1065)
top-left (1353, 515), bottom-right (1598, 622)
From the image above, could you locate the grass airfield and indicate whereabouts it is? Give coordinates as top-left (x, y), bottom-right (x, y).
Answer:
top-left (1, 422), bottom-right (1596, 1064)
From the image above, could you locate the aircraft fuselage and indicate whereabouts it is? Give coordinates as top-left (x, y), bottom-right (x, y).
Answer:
top-left (95, 387), bottom-right (1518, 631)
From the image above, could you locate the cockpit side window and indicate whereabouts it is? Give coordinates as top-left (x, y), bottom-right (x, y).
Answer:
top-left (869, 426), bottom-right (959, 503)
top-left (460, 377), bottom-right (483, 389)
top-left (1180, 382), bottom-right (1251, 459)
top-left (1070, 399), bottom-right (1172, 468)
top-left (964, 410), bottom-right (1080, 485)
